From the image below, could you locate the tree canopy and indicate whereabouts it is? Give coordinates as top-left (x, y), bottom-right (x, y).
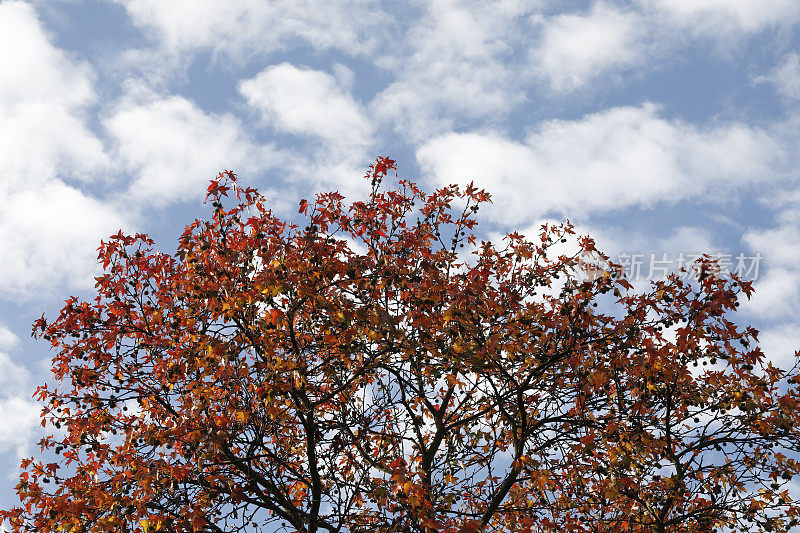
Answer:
top-left (2, 158), bottom-right (800, 533)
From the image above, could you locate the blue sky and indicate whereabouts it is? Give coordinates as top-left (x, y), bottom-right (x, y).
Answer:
top-left (1, 0), bottom-right (800, 511)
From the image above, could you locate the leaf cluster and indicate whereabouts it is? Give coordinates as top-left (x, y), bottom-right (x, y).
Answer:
top-left (2, 159), bottom-right (800, 533)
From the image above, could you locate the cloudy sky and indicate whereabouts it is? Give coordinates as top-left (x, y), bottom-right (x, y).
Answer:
top-left (2, 0), bottom-right (800, 508)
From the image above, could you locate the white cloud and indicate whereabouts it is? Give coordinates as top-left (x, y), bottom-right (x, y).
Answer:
top-left (533, 3), bottom-right (646, 92)
top-left (657, 227), bottom-right (717, 257)
top-left (0, 396), bottom-right (40, 459)
top-left (0, 180), bottom-right (127, 299)
top-left (645, 0), bottom-right (800, 34)
top-left (417, 103), bottom-right (785, 224)
top-left (741, 219), bottom-right (800, 320)
top-left (0, 325), bottom-right (20, 351)
top-left (758, 323), bottom-right (800, 370)
top-left (240, 63), bottom-right (373, 150)
top-left (331, 63), bottom-right (356, 91)
top-left (0, 1), bottom-right (129, 301)
top-left (0, 0), bottom-right (107, 188)
top-left (115, 0), bottom-right (385, 61)
top-left (586, 225), bottom-right (715, 260)
top-left (239, 63), bottom-right (379, 196)
top-left (371, 0), bottom-right (531, 142)
top-left (106, 83), bottom-right (279, 206)
top-left (756, 53), bottom-right (800, 103)
top-left (0, 352), bottom-right (39, 459)
top-left (0, 352), bottom-right (31, 398)
top-left (743, 267), bottom-right (800, 318)
top-left (524, 1), bottom-right (800, 93)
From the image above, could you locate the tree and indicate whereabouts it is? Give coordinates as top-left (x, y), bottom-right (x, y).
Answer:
top-left (2, 157), bottom-right (799, 533)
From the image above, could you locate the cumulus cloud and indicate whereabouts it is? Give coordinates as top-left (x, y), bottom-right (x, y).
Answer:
top-left (644, 0), bottom-right (800, 35)
top-left (525, 1), bottom-right (800, 93)
top-left (241, 63), bottom-right (373, 151)
top-left (0, 352), bottom-right (31, 399)
top-left (115, 0), bottom-right (386, 61)
top-left (105, 83), bottom-right (279, 206)
top-left (111, 0), bottom-right (800, 124)
top-left (0, 325), bottom-right (20, 351)
top-left (0, 180), bottom-right (127, 299)
top-left (755, 53), bottom-right (800, 103)
top-left (238, 63), bottom-right (376, 194)
top-left (417, 103), bottom-right (785, 224)
top-left (0, 351), bottom-right (39, 459)
top-left (0, 1), bottom-right (127, 301)
top-left (758, 323), bottom-right (800, 370)
top-left (532, 3), bottom-right (647, 92)
top-left (0, 0), bottom-right (107, 187)
top-left (741, 213), bottom-right (800, 320)
top-left (371, 0), bottom-right (531, 142)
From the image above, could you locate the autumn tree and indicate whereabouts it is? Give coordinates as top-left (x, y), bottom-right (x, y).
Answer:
top-left (2, 158), bottom-right (799, 533)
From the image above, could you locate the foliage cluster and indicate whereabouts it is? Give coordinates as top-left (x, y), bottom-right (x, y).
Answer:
top-left (2, 158), bottom-right (799, 533)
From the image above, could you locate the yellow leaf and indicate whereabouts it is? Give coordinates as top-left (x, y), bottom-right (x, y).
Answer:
top-left (443, 307), bottom-right (453, 322)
